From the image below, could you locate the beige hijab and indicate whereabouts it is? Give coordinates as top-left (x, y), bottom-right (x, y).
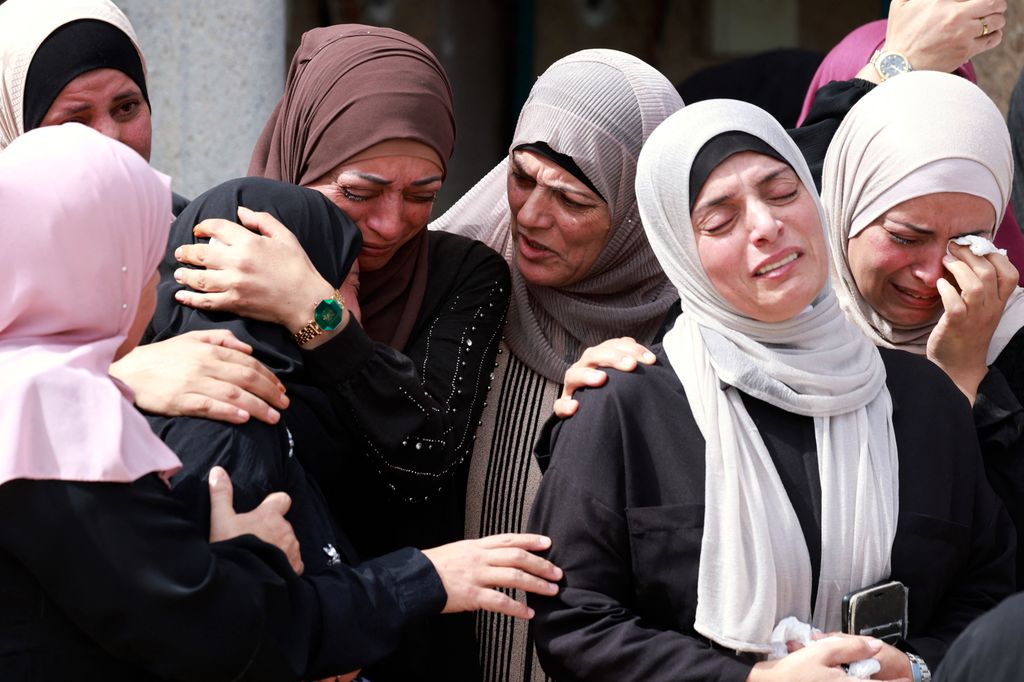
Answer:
top-left (0, 0), bottom-right (145, 150)
top-left (431, 49), bottom-right (682, 382)
top-left (637, 99), bottom-right (897, 653)
top-left (822, 71), bottom-right (1024, 363)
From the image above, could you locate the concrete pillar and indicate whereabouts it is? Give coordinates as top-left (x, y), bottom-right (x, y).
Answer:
top-left (117, 0), bottom-right (286, 200)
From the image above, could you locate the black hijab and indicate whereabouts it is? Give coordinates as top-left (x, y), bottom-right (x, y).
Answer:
top-left (148, 176), bottom-right (361, 385)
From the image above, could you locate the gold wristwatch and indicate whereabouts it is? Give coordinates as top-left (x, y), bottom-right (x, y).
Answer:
top-left (293, 290), bottom-right (345, 346)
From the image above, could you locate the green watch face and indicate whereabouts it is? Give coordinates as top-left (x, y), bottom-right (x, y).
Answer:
top-left (313, 297), bottom-right (343, 331)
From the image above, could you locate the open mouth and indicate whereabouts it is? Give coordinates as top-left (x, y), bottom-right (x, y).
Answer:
top-left (754, 252), bottom-right (799, 276)
top-left (892, 282), bottom-right (939, 305)
top-left (519, 235), bottom-right (553, 255)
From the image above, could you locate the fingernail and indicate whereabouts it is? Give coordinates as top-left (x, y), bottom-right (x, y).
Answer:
top-left (867, 638), bottom-right (883, 652)
top-left (174, 290), bottom-right (187, 302)
top-left (642, 352), bottom-right (656, 363)
top-left (209, 468), bottom-right (221, 487)
top-left (526, 607), bottom-right (535, 619)
top-left (553, 566), bottom-right (564, 580)
top-left (238, 206), bottom-right (253, 217)
top-left (174, 268), bottom-right (185, 283)
top-left (174, 246), bottom-right (184, 260)
top-left (267, 408), bottom-right (281, 423)
top-left (617, 356), bottom-right (634, 369)
top-left (942, 254), bottom-right (957, 265)
top-left (588, 369), bottom-right (604, 381)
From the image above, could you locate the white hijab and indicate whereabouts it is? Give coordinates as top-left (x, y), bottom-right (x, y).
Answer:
top-left (431, 49), bottom-right (682, 382)
top-left (822, 71), bottom-right (1024, 364)
top-left (0, 0), bottom-right (145, 150)
top-left (636, 100), bottom-right (898, 653)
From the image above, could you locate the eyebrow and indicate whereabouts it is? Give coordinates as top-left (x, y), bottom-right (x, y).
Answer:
top-left (693, 166), bottom-right (791, 212)
top-left (50, 89), bottom-right (141, 118)
top-left (887, 218), bottom-right (989, 239)
top-left (510, 153), bottom-right (598, 200)
top-left (341, 171), bottom-right (443, 187)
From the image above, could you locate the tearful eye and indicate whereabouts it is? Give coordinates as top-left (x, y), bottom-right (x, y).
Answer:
top-left (340, 187), bottom-right (374, 202)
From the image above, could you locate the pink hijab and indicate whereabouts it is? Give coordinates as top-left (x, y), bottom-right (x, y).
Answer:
top-left (0, 124), bottom-right (181, 485)
top-left (799, 19), bottom-right (1024, 280)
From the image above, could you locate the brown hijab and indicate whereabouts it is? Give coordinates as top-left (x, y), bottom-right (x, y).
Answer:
top-left (249, 25), bottom-right (456, 351)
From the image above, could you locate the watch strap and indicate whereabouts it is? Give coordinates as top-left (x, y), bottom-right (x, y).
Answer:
top-left (293, 290), bottom-right (345, 346)
top-left (906, 652), bottom-right (930, 682)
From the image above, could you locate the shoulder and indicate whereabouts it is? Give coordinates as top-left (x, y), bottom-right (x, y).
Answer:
top-left (428, 231), bottom-right (509, 280)
top-left (549, 346), bottom-right (691, 463)
top-left (878, 347), bottom-right (969, 409)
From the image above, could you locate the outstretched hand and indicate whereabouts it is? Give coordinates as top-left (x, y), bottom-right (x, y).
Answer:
top-left (208, 465), bottom-right (304, 575)
top-left (422, 533), bottom-right (562, 619)
top-left (110, 329), bottom-right (288, 424)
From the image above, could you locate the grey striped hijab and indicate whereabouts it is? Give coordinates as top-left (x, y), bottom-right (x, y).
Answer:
top-left (431, 49), bottom-right (682, 382)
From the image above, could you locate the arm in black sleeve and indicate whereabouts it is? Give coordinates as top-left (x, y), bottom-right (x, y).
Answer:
top-left (789, 78), bottom-right (876, 189)
top-left (527, 368), bottom-right (753, 682)
top-left (301, 237), bottom-right (510, 500)
top-left (0, 475), bottom-right (318, 682)
top-left (151, 416), bottom-right (449, 677)
top-left (973, 365), bottom-right (1024, 588)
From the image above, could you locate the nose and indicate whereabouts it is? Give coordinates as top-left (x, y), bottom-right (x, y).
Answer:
top-left (364, 193), bottom-right (404, 241)
top-left (515, 188), bottom-right (553, 230)
top-left (911, 246), bottom-right (947, 288)
top-left (747, 200), bottom-right (782, 244)
top-left (92, 115), bottom-right (121, 141)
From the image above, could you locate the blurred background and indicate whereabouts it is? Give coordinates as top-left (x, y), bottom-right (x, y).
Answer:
top-left (92, 0), bottom-right (1024, 209)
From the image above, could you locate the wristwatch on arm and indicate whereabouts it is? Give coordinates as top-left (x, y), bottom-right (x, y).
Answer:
top-left (906, 652), bottom-right (931, 682)
top-left (869, 49), bottom-right (913, 81)
top-left (293, 290), bottom-right (346, 346)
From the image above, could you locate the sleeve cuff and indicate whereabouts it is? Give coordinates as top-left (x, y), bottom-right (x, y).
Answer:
top-left (301, 318), bottom-right (377, 384)
top-left (373, 547), bottom-right (447, 619)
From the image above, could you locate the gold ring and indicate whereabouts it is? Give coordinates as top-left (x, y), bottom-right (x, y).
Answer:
top-left (981, 17), bottom-right (990, 37)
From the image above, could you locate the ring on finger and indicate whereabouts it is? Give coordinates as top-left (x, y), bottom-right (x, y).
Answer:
top-left (980, 16), bottom-right (990, 37)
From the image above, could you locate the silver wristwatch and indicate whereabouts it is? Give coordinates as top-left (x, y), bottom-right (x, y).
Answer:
top-left (906, 652), bottom-right (931, 682)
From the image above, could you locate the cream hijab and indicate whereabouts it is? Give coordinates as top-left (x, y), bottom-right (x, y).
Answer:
top-left (0, 0), bottom-right (144, 150)
top-left (432, 49), bottom-right (682, 382)
top-left (636, 100), bottom-right (898, 653)
top-left (822, 71), bottom-right (1024, 364)
top-left (0, 124), bottom-right (180, 485)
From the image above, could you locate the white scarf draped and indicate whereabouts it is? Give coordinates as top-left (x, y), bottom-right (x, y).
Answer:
top-left (431, 49), bottom-right (682, 382)
top-left (822, 71), bottom-right (1024, 364)
top-left (636, 100), bottom-right (899, 653)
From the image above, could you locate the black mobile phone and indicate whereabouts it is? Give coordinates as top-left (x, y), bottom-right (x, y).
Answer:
top-left (841, 580), bottom-right (908, 645)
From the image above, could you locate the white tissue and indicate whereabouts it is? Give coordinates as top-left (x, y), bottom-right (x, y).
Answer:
top-left (768, 617), bottom-right (881, 679)
top-left (952, 234), bottom-right (1006, 257)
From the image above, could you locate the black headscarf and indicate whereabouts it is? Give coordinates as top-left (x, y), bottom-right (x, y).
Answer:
top-left (148, 177), bottom-right (361, 385)
top-left (23, 19), bottom-right (149, 131)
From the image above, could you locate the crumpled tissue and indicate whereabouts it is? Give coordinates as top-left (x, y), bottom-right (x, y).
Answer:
top-left (768, 616), bottom-right (881, 679)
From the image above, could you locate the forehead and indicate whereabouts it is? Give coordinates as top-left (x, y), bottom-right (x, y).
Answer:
top-left (882, 192), bottom-right (996, 230)
top-left (336, 154), bottom-right (442, 184)
top-left (53, 68), bottom-right (139, 100)
top-left (703, 151), bottom-right (792, 186)
top-left (511, 150), bottom-right (592, 192)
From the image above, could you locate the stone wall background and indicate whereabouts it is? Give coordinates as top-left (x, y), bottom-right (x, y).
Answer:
top-left (117, 0), bottom-right (286, 200)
